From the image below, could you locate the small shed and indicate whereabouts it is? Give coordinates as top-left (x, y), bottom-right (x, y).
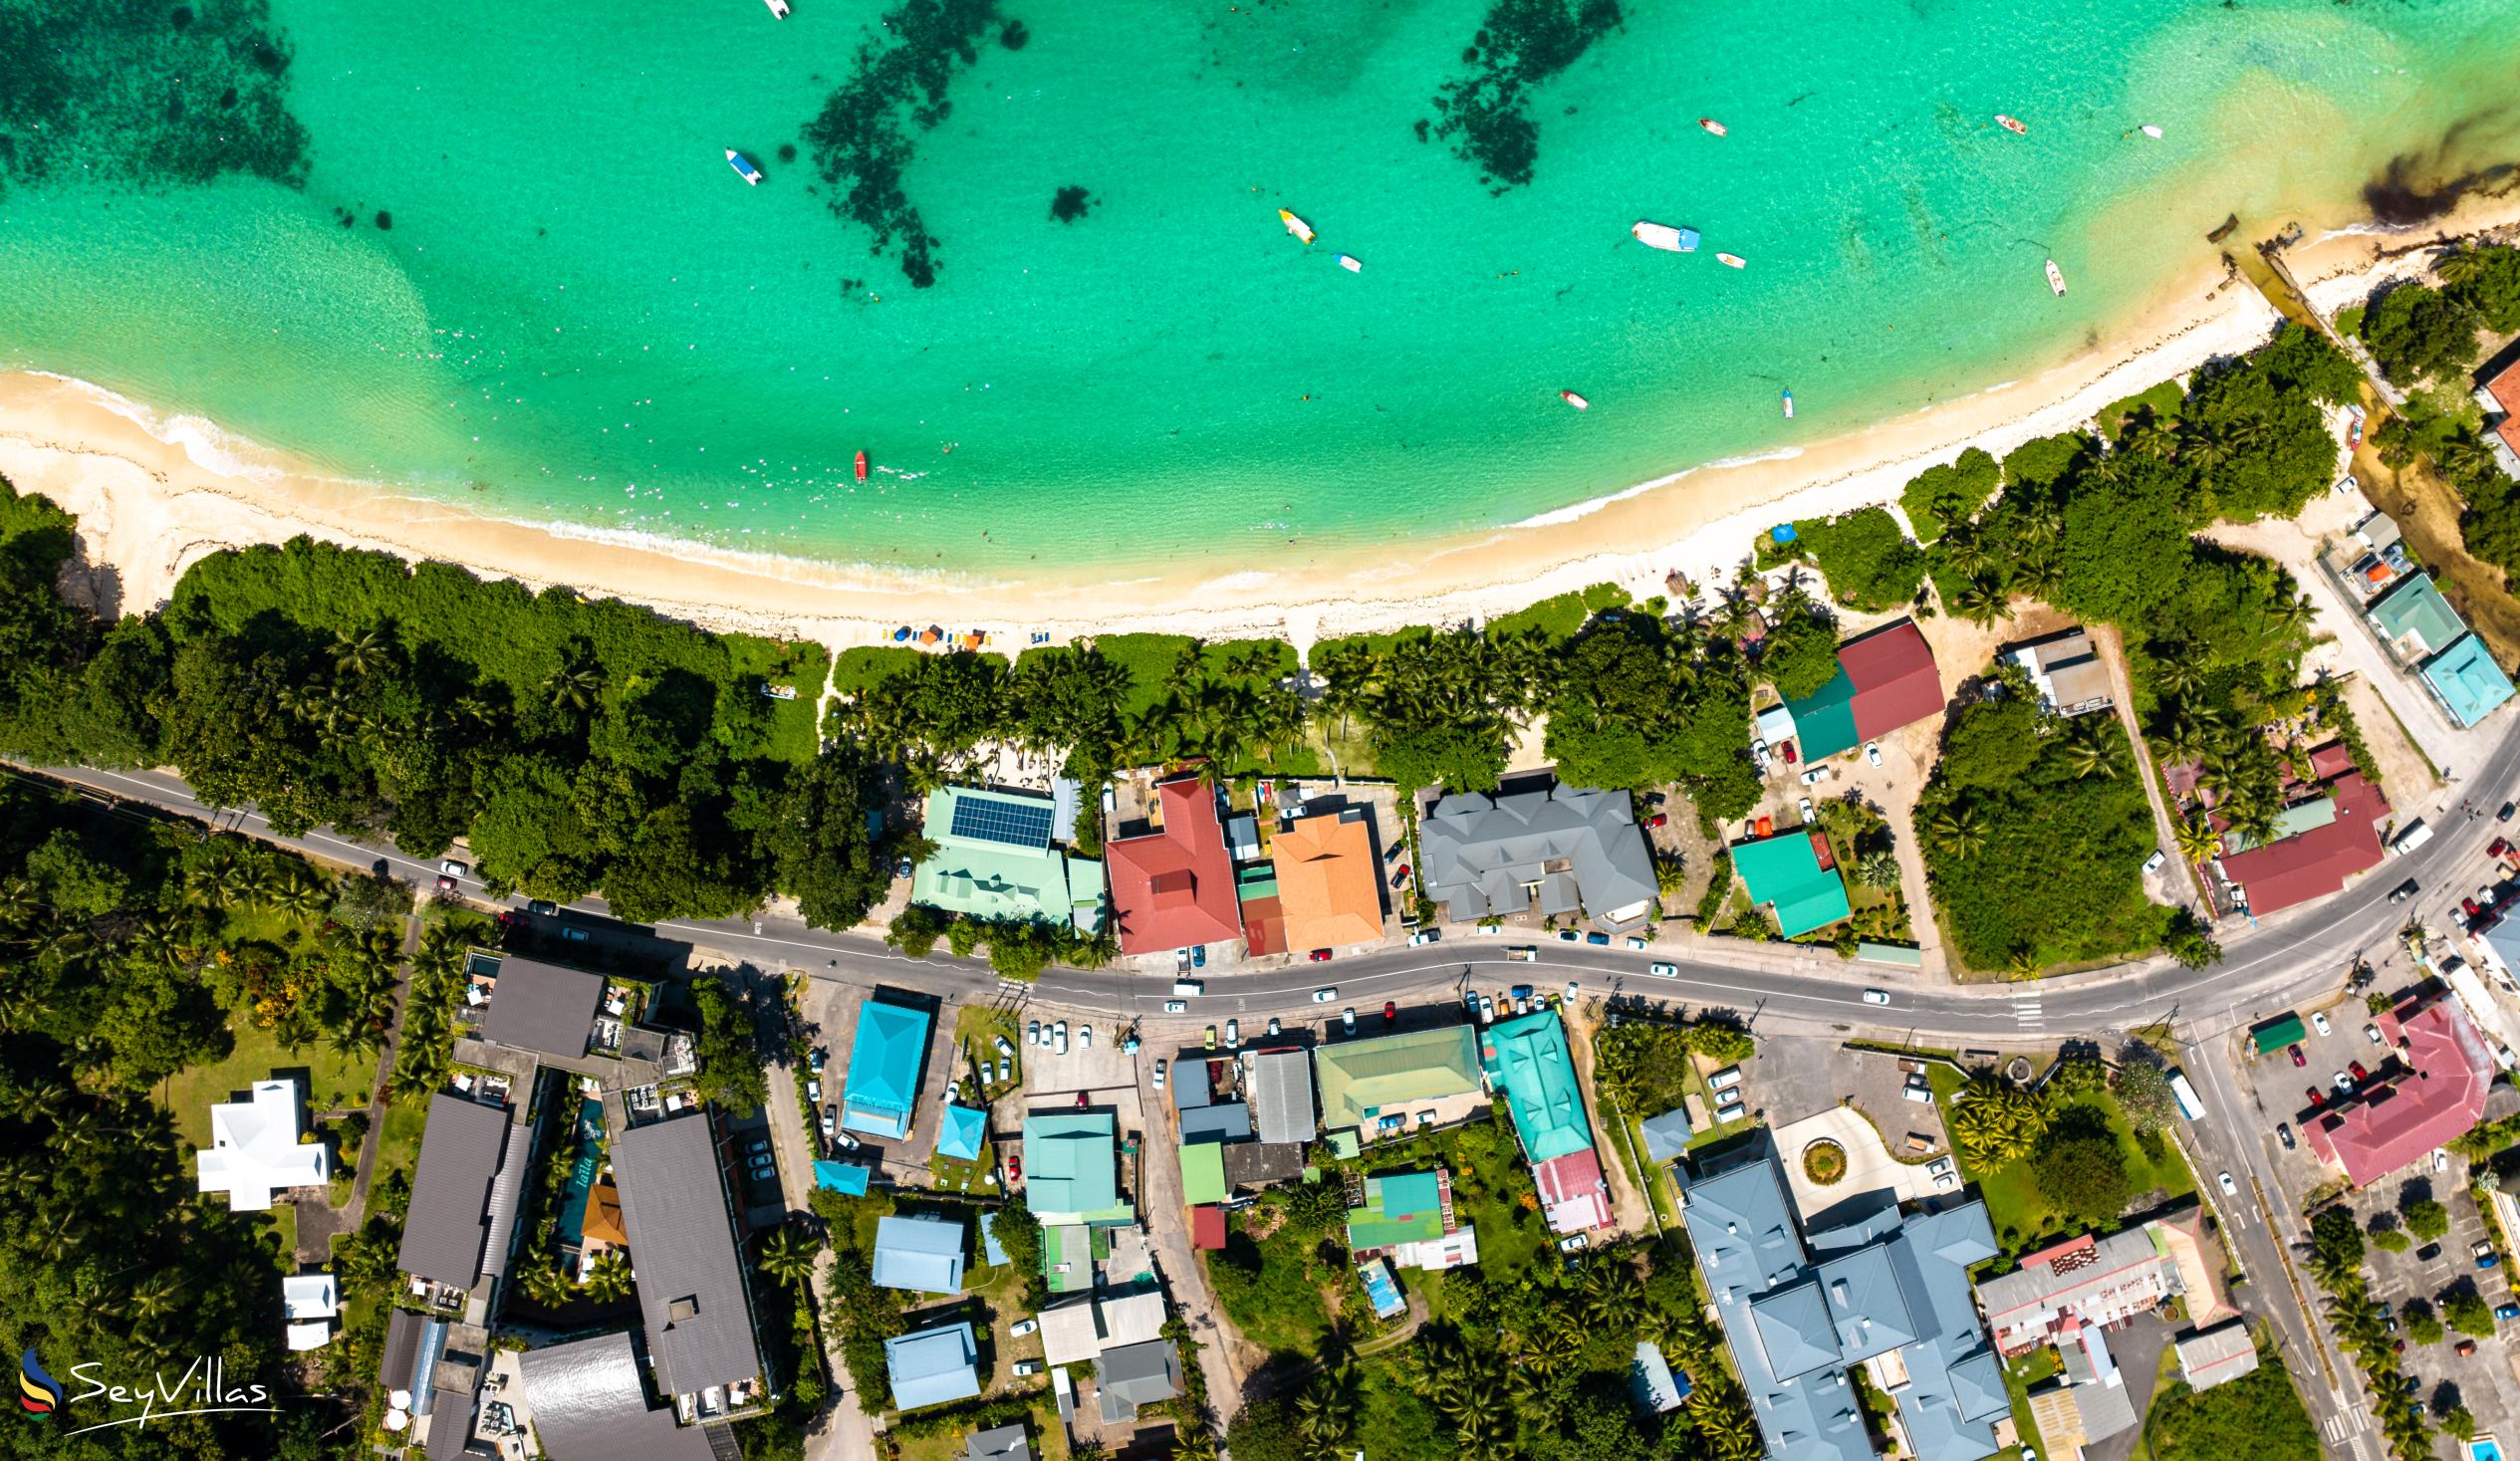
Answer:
top-left (2248, 1014), bottom-right (2307, 1057)
top-left (1190, 1205), bottom-right (1227, 1251)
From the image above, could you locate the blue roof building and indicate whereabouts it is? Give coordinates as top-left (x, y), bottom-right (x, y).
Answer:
top-left (843, 1000), bottom-right (931, 1140)
top-left (2421, 632), bottom-right (2517, 727)
top-left (1631, 1339), bottom-right (1691, 1415)
top-left (1679, 1143), bottom-right (2006, 1461)
top-left (872, 1214), bottom-right (967, 1295)
top-left (813, 1161), bottom-right (872, 1195)
top-left (884, 1322), bottom-right (982, 1411)
top-left (1359, 1257), bottom-right (1405, 1321)
top-left (936, 1104), bottom-right (988, 1163)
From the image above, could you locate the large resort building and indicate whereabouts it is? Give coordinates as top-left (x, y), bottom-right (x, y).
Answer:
top-left (1418, 779), bottom-right (1658, 930)
top-left (1678, 1142), bottom-right (2008, 1461)
top-left (911, 785), bottom-right (1107, 932)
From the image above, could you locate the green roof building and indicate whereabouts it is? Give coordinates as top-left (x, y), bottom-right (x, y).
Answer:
top-left (1780, 667), bottom-right (1863, 762)
top-left (1043, 1224), bottom-right (1097, 1296)
top-left (1021, 1111), bottom-right (1134, 1227)
top-left (1731, 832), bottom-right (1854, 939)
top-left (1179, 1140), bottom-right (1227, 1206)
top-left (911, 786), bottom-right (1107, 931)
top-left (1346, 1170), bottom-right (1447, 1252)
top-left (2366, 574), bottom-right (2467, 661)
top-left (2421, 632), bottom-right (2517, 728)
top-left (1312, 1027), bottom-right (1486, 1128)
top-left (1480, 1012), bottom-right (1595, 1163)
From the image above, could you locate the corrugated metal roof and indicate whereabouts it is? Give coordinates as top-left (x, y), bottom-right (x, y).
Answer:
top-left (516, 1331), bottom-right (715, 1461)
top-left (613, 1113), bottom-right (763, 1396)
top-left (396, 1094), bottom-right (510, 1289)
top-left (1246, 1052), bottom-right (1316, 1145)
top-left (478, 1117), bottom-right (534, 1281)
top-left (482, 957), bottom-right (606, 1060)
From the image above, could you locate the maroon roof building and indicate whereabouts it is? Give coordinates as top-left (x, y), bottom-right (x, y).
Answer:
top-left (2305, 995), bottom-right (2494, 1187)
top-left (2214, 762), bottom-right (2390, 917)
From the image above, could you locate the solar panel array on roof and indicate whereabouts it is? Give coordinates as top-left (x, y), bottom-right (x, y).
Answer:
top-left (949, 794), bottom-right (1055, 851)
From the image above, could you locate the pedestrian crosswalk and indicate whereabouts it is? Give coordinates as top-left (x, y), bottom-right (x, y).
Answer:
top-left (2011, 993), bottom-right (2044, 1029)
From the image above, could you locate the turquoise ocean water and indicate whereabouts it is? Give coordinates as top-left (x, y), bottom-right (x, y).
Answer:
top-left (2, 0), bottom-right (2517, 578)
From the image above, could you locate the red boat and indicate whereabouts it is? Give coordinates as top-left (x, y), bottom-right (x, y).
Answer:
top-left (854, 449), bottom-right (868, 482)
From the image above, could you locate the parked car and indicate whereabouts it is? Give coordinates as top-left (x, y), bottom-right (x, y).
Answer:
top-left (2289, 1044), bottom-right (2307, 1068)
top-left (1556, 929), bottom-right (1580, 943)
top-left (1866, 741), bottom-right (1883, 767)
top-left (2417, 1243), bottom-right (2442, 1262)
top-left (1649, 961), bottom-right (1679, 978)
top-left (1192, 944), bottom-right (1206, 968)
top-left (1079, 1023), bottom-right (1094, 1051)
top-left (1798, 797), bottom-right (1817, 823)
top-left (1054, 1022), bottom-right (1070, 1056)
top-left (1013, 1360), bottom-right (1043, 1377)
top-left (1557, 1234), bottom-right (1590, 1253)
top-left (1410, 928), bottom-right (1441, 946)
top-left (1027, 1021), bottom-right (1041, 1047)
top-left (1163, 999), bottom-right (1188, 1014)
top-left (1313, 987), bottom-right (1339, 1003)
top-left (2277, 1121), bottom-right (2295, 1150)
top-left (1383, 1000), bottom-right (1397, 1024)
top-left (2306, 1086), bottom-right (2325, 1108)
top-left (435, 874), bottom-right (458, 892)
top-left (1566, 980), bottom-right (1581, 1002)
top-left (527, 898), bottom-right (558, 916)
top-left (1265, 1017), bottom-right (1282, 1038)
top-left (2501, 802), bottom-right (2517, 824)
top-left (2477, 1243), bottom-right (2502, 1270)
top-left (2312, 1012), bottom-right (2332, 1036)
top-left (1342, 1008), bottom-right (1356, 1033)
top-left (1010, 1319), bottom-right (1039, 1339)
top-left (834, 1130), bottom-right (861, 1151)
top-left (2496, 1303), bottom-right (2520, 1322)
top-left (1625, 934), bottom-right (1648, 950)
top-left (1225, 1018), bottom-right (1240, 1047)
top-left (1647, 812), bottom-right (1669, 828)
top-left (1204, 1025), bottom-right (1217, 1050)
top-left (1507, 946), bottom-right (1537, 962)
top-left (2217, 1171), bottom-right (2237, 1196)
top-left (2392, 878), bottom-right (2420, 902)
top-left (2366, 1024), bottom-right (2387, 1048)
top-left (439, 858), bottom-right (469, 877)
top-left (2350, 1061), bottom-right (2370, 1082)
top-left (1309, 948), bottom-right (1334, 962)
top-left (1389, 864), bottom-right (1412, 888)
top-left (1863, 989), bottom-right (1891, 1006)
top-left (995, 1058), bottom-right (1010, 1084)
top-left (2334, 1071), bottom-right (2355, 1095)
top-left (805, 1078), bottom-right (822, 1102)
top-left (1152, 1059), bottom-right (1168, 1090)
top-left (1585, 931), bottom-right (1611, 946)
top-left (1902, 1085), bottom-right (1935, 1105)
top-left (1385, 840), bottom-right (1405, 863)
top-left (1800, 767), bottom-right (1826, 785)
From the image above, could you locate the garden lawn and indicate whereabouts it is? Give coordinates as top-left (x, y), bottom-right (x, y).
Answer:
top-left (951, 1005), bottom-right (1024, 1101)
top-left (372, 1091), bottom-right (430, 1192)
top-left (725, 634), bottom-right (833, 765)
top-left (2004, 1345), bottom-right (2061, 1460)
top-left (1931, 1071), bottom-right (2197, 1256)
top-left (893, 1396), bottom-right (1069, 1461)
top-left (162, 1012), bottom-right (378, 1145)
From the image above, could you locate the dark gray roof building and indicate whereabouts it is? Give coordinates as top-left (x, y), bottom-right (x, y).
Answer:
top-left (516, 1331), bottom-right (714, 1461)
top-left (613, 1112), bottom-right (764, 1399)
top-left (1177, 1102), bottom-right (1253, 1143)
top-left (482, 956), bottom-right (606, 1060)
top-left (1221, 1141), bottom-right (1306, 1191)
top-left (1679, 1145), bottom-right (2005, 1461)
top-left (963, 1423), bottom-right (1034, 1461)
top-left (1095, 1339), bottom-right (1184, 1424)
top-left (397, 1094), bottom-right (517, 1291)
top-left (1419, 783), bottom-right (1658, 928)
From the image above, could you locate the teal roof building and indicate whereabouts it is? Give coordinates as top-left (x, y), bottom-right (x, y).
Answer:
top-left (2366, 574), bottom-right (2467, 660)
top-left (842, 1000), bottom-right (931, 1140)
top-left (935, 1104), bottom-right (988, 1163)
top-left (1021, 1110), bottom-right (1134, 1226)
top-left (1732, 832), bottom-right (1854, 938)
top-left (911, 786), bottom-right (1107, 931)
top-left (2421, 632), bottom-right (2516, 727)
top-left (1481, 1012), bottom-right (1596, 1162)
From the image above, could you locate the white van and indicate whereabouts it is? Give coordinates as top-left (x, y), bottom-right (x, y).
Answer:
top-left (1172, 979), bottom-right (1204, 997)
top-left (1901, 1085), bottom-right (1936, 1105)
top-left (1706, 1066), bottom-right (1745, 1093)
top-left (2392, 820), bottom-right (2434, 855)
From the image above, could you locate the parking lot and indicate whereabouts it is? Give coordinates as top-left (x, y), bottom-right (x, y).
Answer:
top-left (2339, 1167), bottom-right (2520, 1443)
top-left (2241, 997), bottom-right (2404, 1187)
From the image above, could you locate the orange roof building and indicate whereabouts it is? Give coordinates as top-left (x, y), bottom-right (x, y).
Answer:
top-left (1271, 810), bottom-right (1386, 952)
top-left (583, 1178), bottom-right (628, 1246)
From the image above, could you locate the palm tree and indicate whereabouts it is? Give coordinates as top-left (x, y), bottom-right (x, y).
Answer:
top-left (1926, 806), bottom-right (1986, 859)
top-left (2438, 433), bottom-right (2500, 487)
top-left (2127, 415), bottom-right (2178, 461)
top-left (2149, 651), bottom-right (2204, 701)
top-left (2436, 244), bottom-right (2487, 290)
top-left (1293, 1368), bottom-right (1357, 1456)
top-left (754, 1223), bottom-right (820, 1290)
top-left (545, 662), bottom-right (603, 712)
top-left (582, 1250), bottom-right (633, 1303)
top-left (2181, 427), bottom-right (2234, 470)
top-left (2060, 721), bottom-right (2121, 780)
top-left (1953, 579), bottom-right (2012, 627)
top-left (1579, 1258), bottom-right (1645, 1328)
top-left (2172, 815), bottom-right (2221, 866)
top-left (1856, 851), bottom-right (1901, 890)
top-left (2005, 947), bottom-right (2041, 980)
top-left (126, 1270), bottom-right (185, 1325)
top-left (2266, 591), bottom-right (2315, 637)
top-left (2154, 716), bottom-right (2209, 767)
top-left (331, 625), bottom-right (392, 677)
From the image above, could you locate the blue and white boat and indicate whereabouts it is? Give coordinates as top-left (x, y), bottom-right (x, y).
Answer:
top-left (1632, 220), bottom-right (1699, 253)
top-left (1781, 389), bottom-right (1795, 420)
top-left (726, 148), bottom-right (764, 184)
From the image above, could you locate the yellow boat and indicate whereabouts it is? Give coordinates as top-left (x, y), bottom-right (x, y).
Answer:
top-left (1278, 209), bottom-right (1316, 245)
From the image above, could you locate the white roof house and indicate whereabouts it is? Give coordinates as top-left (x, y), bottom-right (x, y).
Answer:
top-left (196, 1080), bottom-right (328, 1212)
top-left (282, 1274), bottom-right (338, 1351)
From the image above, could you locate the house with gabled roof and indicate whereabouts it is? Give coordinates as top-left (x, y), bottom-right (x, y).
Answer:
top-left (911, 785), bottom-right (1107, 932)
top-left (195, 1078), bottom-right (329, 1213)
top-left (1021, 1109), bottom-right (1134, 1226)
top-left (482, 956), bottom-right (608, 1062)
top-left (1419, 780), bottom-right (1658, 929)
top-left (1270, 808), bottom-right (1386, 951)
top-left (396, 1092), bottom-right (532, 1307)
top-left (1779, 618), bottom-right (1945, 761)
top-left (885, 1322), bottom-right (982, 1411)
top-left (842, 999), bottom-right (932, 1140)
top-left (1482, 1011), bottom-right (1611, 1233)
top-left (610, 1112), bottom-right (765, 1412)
top-left (872, 1214), bottom-right (967, 1295)
top-left (516, 1330), bottom-right (716, 1461)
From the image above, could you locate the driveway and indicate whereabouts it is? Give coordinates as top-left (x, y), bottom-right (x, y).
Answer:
top-left (2088, 622), bottom-right (2207, 914)
top-left (1127, 1025), bottom-right (1249, 1420)
top-left (1769, 1105), bottom-right (1943, 1220)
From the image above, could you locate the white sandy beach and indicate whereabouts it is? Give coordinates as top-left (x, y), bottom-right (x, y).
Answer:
top-left (2, 192), bottom-right (2515, 658)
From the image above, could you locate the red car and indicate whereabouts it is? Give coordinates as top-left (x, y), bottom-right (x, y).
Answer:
top-left (1389, 864), bottom-right (1411, 888)
top-left (1006, 1152), bottom-right (1023, 1184)
top-left (2306, 1087), bottom-right (2326, 1108)
top-left (2350, 1061), bottom-right (2370, 1082)
top-left (435, 874), bottom-right (459, 892)
top-left (2289, 1044), bottom-right (2307, 1068)
top-left (1383, 1001), bottom-right (1397, 1024)
top-left (1647, 813), bottom-right (1668, 829)
top-left (1308, 948), bottom-right (1333, 963)
top-left (2492, 838), bottom-right (2510, 859)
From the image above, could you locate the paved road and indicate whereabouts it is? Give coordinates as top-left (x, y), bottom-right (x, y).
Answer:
top-left (29, 731), bottom-right (2520, 1453)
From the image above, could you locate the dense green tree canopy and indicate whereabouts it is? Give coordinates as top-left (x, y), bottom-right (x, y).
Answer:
top-left (2027, 1107), bottom-right (2134, 1225)
top-left (1900, 448), bottom-right (2002, 543)
top-left (2361, 282), bottom-right (2482, 386)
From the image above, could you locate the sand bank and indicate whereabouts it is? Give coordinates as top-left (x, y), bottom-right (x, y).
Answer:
top-left (3, 194), bottom-right (2515, 658)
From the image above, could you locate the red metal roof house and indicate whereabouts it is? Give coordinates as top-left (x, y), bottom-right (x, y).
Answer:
top-left (1839, 620), bottom-right (1945, 740)
top-left (1106, 775), bottom-right (1245, 955)
top-left (2304, 995), bottom-right (2494, 1187)
top-left (2216, 767), bottom-right (2390, 917)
